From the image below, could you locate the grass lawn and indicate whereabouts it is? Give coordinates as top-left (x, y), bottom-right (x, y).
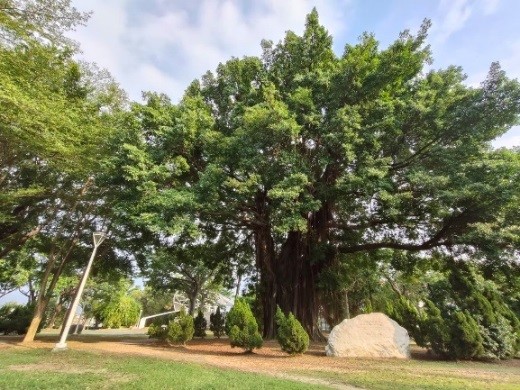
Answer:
top-left (295, 358), bottom-right (520, 390)
top-left (0, 347), bottom-right (325, 390)
top-left (2, 336), bottom-right (519, 389)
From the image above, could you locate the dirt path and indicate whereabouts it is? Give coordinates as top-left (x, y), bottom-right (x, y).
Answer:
top-left (7, 335), bottom-right (359, 389)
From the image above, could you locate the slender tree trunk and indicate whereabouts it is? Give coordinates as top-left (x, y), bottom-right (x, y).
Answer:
top-left (23, 178), bottom-right (93, 342)
top-left (27, 277), bottom-right (36, 304)
top-left (23, 296), bottom-right (50, 342)
top-left (234, 274), bottom-right (242, 299)
top-left (47, 301), bottom-right (62, 329)
top-left (345, 290), bottom-right (350, 319)
top-left (188, 284), bottom-right (198, 315)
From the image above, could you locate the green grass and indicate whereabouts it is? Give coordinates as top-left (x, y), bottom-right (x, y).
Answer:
top-left (295, 358), bottom-right (520, 390)
top-left (0, 347), bottom-right (324, 390)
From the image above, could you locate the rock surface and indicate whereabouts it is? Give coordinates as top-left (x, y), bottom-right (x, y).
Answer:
top-left (325, 312), bottom-right (410, 359)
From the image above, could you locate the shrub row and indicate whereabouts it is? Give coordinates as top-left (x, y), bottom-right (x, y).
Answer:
top-left (147, 299), bottom-right (309, 355)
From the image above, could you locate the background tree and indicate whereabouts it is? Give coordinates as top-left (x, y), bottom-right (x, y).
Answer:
top-left (134, 286), bottom-right (174, 317)
top-left (83, 277), bottom-right (141, 328)
top-left (210, 306), bottom-right (225, 338)
top-left (193, 310), bottom-right (207, 338)
top-left (144, 234), bottom-right (239, 315)
top-left (0, 0), bottom-right (129, 341)
top-left (44, 275), bottom-right (78, 329)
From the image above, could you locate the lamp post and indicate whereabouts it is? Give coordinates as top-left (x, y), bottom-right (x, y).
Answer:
top-left (53, 232), bottom-right (106, 351)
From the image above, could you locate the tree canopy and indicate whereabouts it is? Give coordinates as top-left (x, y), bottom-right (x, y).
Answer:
top-left (118, 10), bottom-right (520, 337)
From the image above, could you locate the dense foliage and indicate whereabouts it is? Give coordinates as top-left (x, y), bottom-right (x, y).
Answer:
top-left (275, 306), bottom-right (309, 355)
top-left (0, 0), bottom-right (130, 342)
top-left (0, 303), bottom-right (33, 335)
top-left (226, 299), bottom-right (263, 352)
top-left (116, 9), bottom-right (520, 340)
top-left (389, 262), bottom-right (519, 360)
top-left (81, 278), bottom-right (141, 329)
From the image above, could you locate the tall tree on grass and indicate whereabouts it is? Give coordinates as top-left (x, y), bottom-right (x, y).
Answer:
top-left (187, 11), bottom-right (520, 337)
top-left (118, 10), bottom-right (520, 338)
top-left (1, 1), bottom-right (129, 341)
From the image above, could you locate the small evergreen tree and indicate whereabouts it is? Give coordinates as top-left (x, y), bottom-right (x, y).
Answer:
top-left (147, 323), bottom-right (168, 340)
top-left (449, 311), bottom-right (484, 360)
top-left (210, 306), bottom-right (225, 338)
top-left (194, 310), bottom-right (207, 338)
top-left (422, 300), bottom-right (451, 358)
top-left (226, 299), bottom-right (262, 352)
top-left (390, 263), bottom-right (519, 360)
top-left (389, 297), bottom-right (428, 347)
top-left (167, 308), bottom-right (194, 345)
top-left (275, 306), bottom-right (309, 355)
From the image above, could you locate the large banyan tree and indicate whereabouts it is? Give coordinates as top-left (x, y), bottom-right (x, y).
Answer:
top-left (119, 10), bottom-right (520, 338)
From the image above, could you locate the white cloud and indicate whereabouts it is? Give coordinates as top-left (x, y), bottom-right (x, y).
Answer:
top-left (135, 64), bottom-right (185, 99)
top-left (70, 0), bottom-right (351, 102)
top-left (492, 126), bottom-right (520, 149)
top-left (432, 0), bottom-right (472, 44)
top-left (481, 0), bottom-right (500, 15)
top-left (431, 0), bottom-right (502, 45)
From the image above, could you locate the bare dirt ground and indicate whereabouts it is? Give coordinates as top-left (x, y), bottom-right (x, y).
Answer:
top-left (1, 330), bottom-right (519, 389)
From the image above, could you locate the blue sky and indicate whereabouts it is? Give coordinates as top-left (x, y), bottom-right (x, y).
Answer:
top-left (68, 0), bottom-right (519, 147)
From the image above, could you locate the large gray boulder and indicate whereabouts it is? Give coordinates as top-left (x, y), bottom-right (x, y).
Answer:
top-left (325, 312), bottom-right (410, 359)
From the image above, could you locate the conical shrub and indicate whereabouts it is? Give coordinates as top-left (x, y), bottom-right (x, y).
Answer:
top-left (275, 306), bottom-right (309, 355)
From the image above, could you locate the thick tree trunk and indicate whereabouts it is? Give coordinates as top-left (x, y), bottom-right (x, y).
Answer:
top-left (275, 231), bottom-right (324, 339)
top-left (254, 190), bottom-right (277, 338)
top-left (257, 201), bottom-right (334, 340)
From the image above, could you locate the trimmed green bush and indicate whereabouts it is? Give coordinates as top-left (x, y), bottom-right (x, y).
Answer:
top-left (275, 306), bottom-right (309, 355)
top-left (210, 306), bottom-right (225, 338)
top-left (226, 299), bottom-right (263, 352)
top-left (194, 310), bottom-right (207, 338)
top-left (167, 308), bottom-right (194, 345)
top-left (147, 322), bottom-right (168, 340)
top-left (0, 303), bottom-right (33, 335)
